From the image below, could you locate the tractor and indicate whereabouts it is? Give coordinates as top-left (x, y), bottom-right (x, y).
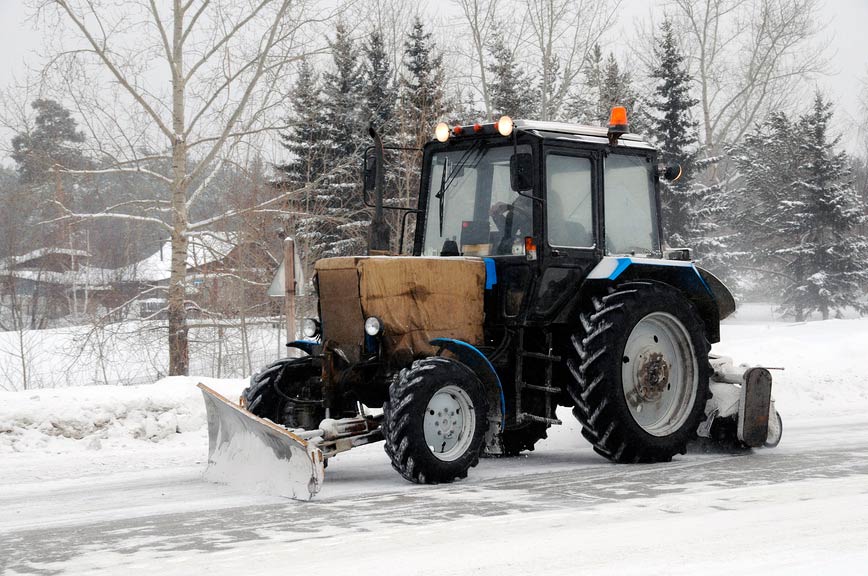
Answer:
top-left (199, 108), bottom-right (782, 500)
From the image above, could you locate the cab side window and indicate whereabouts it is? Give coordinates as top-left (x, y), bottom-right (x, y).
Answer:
top-left (604, 154), bottom-right (659, 255)
top-left (546, 154), bottom-right (593, 248)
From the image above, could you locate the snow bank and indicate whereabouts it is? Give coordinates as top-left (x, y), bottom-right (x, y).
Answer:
top-left (2, 310), bottom-right (866, 455)
top-left (715, 308), bottom-right (868, 417)
top-left (0, 377), bottom-right (246, 454)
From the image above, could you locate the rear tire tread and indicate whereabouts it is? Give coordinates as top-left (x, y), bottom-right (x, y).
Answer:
top-left (568, 282), bottom-right (712, 463)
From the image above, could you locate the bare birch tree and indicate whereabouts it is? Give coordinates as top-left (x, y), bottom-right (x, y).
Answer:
top-left (522, 0), bottom-right (620, 121)
top-left (31, 0), bottom-right (342, 375)
top-left (668, 0), bottom-right (827, 156)
top-left (452, 0), bottom-right (500, 120)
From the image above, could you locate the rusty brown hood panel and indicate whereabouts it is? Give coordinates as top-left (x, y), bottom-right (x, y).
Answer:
top-left (315, 256), bottom-right (485, 361)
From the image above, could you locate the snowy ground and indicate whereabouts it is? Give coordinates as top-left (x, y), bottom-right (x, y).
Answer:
top-left (1, 305), bottom-right (867, 575)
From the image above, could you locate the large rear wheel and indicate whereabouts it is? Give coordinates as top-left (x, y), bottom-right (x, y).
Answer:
top-left (568, 282), bottom-right (711, 462)
top-left (383, 357), bottom-right (489, 484)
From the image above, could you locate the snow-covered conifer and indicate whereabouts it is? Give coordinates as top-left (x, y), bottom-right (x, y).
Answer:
top-left (363, 30), bottom-right (397, 132)
top-left (730, 94), bottom-right (868, 319)
top-left (780, 93), bottom-right (868, 319)
top-left (278, 59), bottom-right (326, 188)
top-left (393, 18), bottom-right (449, 245)
top-left (486, 31), bottom-right (538, 118)
top-left (648, 18), bottom-right (701, 248)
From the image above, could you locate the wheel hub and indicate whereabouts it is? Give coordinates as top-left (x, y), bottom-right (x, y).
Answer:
top-left (423, 385), bottom-right (475, 461)
top-left (621, 312), bottom-right (698, 437)
top-left (636, 351), bottom-right (670, 401)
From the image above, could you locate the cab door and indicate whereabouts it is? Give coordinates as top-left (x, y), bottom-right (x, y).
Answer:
top-left (530, 145), bottom-right (600, 320)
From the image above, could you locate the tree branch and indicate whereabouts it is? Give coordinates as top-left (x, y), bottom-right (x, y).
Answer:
top-left (51, 0), bottom-right (174, 139)
top-left (53, 164), bottom-right (172, 184)
top-left (148, 0), bottom-right (175, 70)
top-left (182, 0), bottom-right (272, 84)
top-left (41, 200), bottom-right (173, 231)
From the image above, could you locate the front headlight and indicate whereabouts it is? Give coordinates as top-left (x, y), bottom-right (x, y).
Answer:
top-left (364, 316), bottom-right (383, 336)
top-left (302, 317), bottom-right (321, 339)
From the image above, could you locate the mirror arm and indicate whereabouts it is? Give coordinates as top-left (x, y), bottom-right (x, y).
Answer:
top-left (362, 145), bottom-right (375, 208)
top-left (398, 210), bottom-right (422, 254)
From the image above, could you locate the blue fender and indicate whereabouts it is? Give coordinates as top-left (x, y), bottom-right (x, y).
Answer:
top-left (430, 337), bottom-right (505, 431)
top-left (585, 256), bottom-right (734, 342)
top-left (286, 340), bottom-right (321, 356)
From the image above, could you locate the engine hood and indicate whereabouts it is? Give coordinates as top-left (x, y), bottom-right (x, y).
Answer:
top-left (314, 256), bottom-right (486, 363)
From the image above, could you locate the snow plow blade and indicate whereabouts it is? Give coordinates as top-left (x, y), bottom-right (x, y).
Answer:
top-left (198, 383), bottom-right (324, 501)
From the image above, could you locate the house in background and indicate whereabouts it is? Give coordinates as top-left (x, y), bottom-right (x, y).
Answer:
top-left (120, 232), bottom-right (278, 319)
top-left (0, 247), bottom-right (112, 326)
top-left (1, 232), bottom-right (279, 327)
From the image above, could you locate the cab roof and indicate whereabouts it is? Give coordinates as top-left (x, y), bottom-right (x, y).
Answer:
top-left (514, 119), bottom-right (655, 151)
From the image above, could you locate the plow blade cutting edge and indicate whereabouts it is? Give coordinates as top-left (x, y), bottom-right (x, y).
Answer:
top-left (198, 383), bottom-right (325, 501)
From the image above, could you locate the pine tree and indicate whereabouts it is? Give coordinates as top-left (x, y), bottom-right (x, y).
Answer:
top-left (12, 99), bottom-right (86, 185)
top-left (277, 59), bottom-right (330, 262)
top-left (648, 18), bottom-right (701, 248)
top-left (11, 99), bottom-right (89, 253)
top-left (780, 93), bottom-right (868, 320)
top-left (317, 22), bottom-right (368, 257)
top-left (582, 44), bottom-right (605, 123)
top-left (400, 18), bottom-right (448, 133)
top-left (728, 112), bottom-right (802, 293)
top-left (279, 59), bottom-right (326, 188)
top-left (568, 45), bottom-right (599, 125)
top-left (486, 31), bottom-right (538, 118)
top-left (729, 94), bottom-right (868, 319)
top-left (571, 48), bottom-right (645, 132)
top-left (394, 18), bottom-right (449, 246)
top-left (600, 55), bottom-right (635, 123)
top-left (322, 23), bottom-right (365, 159)
top-left (363, 30), bottom-right (397, 131)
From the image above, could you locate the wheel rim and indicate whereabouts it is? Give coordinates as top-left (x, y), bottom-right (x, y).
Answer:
top-left (423, 384), bottom-right (476, 461)
top-left (621, 312), bottom-right (698, 437)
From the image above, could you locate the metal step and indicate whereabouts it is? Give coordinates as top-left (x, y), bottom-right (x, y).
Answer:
top-left (523, 384), bottom-right (561, 394)
top-left (517, 412), bottom-right (562, 426)
top-left (521, 350), bottom-right (562, 362)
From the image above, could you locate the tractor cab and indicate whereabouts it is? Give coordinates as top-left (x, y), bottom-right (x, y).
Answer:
top-left (417, 112), bottom-right (662, 260)
top-left (413, 111), bottom-right (674, 326)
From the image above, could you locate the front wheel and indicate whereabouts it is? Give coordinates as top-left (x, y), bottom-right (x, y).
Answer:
top-left (242, 356), bottom-right (324, 430)
top-left (569, 281), bottom-right (711, 463)
top-left (383, 357), bottom-right (489, 484)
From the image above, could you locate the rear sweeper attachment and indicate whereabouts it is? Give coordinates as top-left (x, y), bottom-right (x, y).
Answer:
top-left (200, 110), bottom-right (783, 500)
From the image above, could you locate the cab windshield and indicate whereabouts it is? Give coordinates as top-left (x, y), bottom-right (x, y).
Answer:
top-left (422, 143), bottom-right (532, 257)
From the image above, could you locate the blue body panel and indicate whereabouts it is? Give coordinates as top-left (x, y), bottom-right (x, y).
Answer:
top-left (605, 257), bottom-right (712, 295)
top-left (483, 257), bottom-right (498, 290)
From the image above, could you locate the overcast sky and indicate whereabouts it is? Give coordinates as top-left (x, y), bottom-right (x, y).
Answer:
top-left (1, 0), bottom-right (866, 155)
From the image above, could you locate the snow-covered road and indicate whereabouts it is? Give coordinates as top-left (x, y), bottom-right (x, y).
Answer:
top-left (2, 411), bottom-right (867, 575)
top-left (2, 308), bottom-right (868, 575)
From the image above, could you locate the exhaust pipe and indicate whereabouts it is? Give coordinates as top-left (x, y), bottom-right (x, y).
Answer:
top-left (368, 125), bottom-right (390, 254)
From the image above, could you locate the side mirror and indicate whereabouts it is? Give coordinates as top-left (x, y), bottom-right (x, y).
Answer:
top-left (659, 163), bottom-right (683, 182)
top-left (510, 153), bottom-right (533, 191)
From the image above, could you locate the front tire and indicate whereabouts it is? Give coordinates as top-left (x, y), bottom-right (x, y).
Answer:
top-left (569, 282), bottom-right (711, 463)
top-left (500, 422), bottom-right (550, 456)
top-left (383, 357), bottom-right (489, 484)
top-left (242, 356), bottom-right (324, 430)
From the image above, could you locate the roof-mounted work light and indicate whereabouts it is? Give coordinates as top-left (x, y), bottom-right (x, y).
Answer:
top-left (496, 115), bottom-right (513, 137)
top-left (607, 106), bottom-right (628, 145)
